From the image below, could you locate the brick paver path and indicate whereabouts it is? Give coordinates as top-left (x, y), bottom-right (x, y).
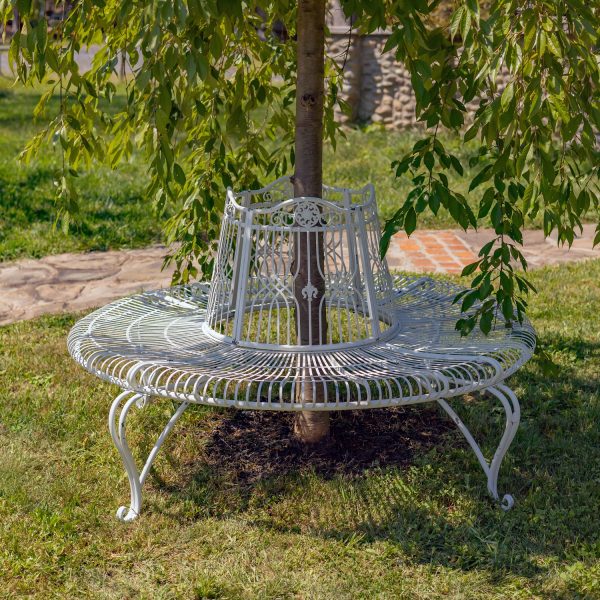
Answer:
top-left (386, 230), bottom-right (477, 275)
top-left (1, 225), bottom-right (598, 325)
top-left (386, 224), bottom-right (599, 274)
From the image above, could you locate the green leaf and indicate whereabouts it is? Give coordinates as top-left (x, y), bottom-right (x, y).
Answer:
top-left (538, 30), bottom-right (547, 57)
top-left (478, 240), bottom-right (495, 257)
top-left (500, 271), bottom-right (514, 295)
top-left (217, 0), bottom-right (243, 20)
top-left (501, 296), bottom-right (514, 321)
top-left (456, 317), bottom-right (476, 337)
top-left (428, 191), bottom-right (440, 215)
top-left (379, 230), bottom-right (393, 258)
top-left (36, 18), bottom-right (48, 52)
top-left (480, 310), bottom-right (493, 335)
top-left (460, 7), bottom-right (471, 41)
top-left (16, 0), bottom-right (32, 14)
top-left (469, 165), bottom-right (493, 192)
top-left (522, 182), bottom-right (536, 215)
top-left (380, 207), bottom-right (406, 257)
top-left (547, 33), bottom-right (562, 58)
top-left (515, 144), bottom-right (530, 177)
top-left (382, 29), bottom-right (402, 54)
top-left (464, 124), bottom-right (478, 142)
top-left (449, 109), bottom-right (463, 128)
top-left (424, 151), bottom-right (434, 171)
top-left (412, 138), bottom-right (430, 152)
top-left (549, 95), bottom-right (569, 123)
top-left (449, 6), bottom-right (464, 41)
top-left (461, 290), bottom-right (479, 312)
top-left (466, 0), bottom-right (479, 20)
top-left (491, 201), bottom-right (503, 230)
top-left (450, 155), bottom-right (463, 175)
top-left (524, 19), bottom-right (537, 52)
top-left (562, 114), bottom-right (581, 141)
top-left (155, 109), bottom-right (169, 132)
top-left (478, 277), bottom-right (493, 299)
top-left (541, 153), bottom-right (556, 184)
top-left (45, 47), bottom-right (60, 72)
top-left (393, 157), bottom-right (412, 177)
top-left (173, 163), bottom-right (186, 186)
top-left (196, 53), bottom-right (209, 80)
top-left (478, 187), bottom-right (495, 219)
top-left (404, 207), bottom-right (417, 236)
top-left (209, 30), bottom-right (224, 58)
top-left (461, 261), bottom-right (481, 277)
top-left (543, 211), bottom-right (554, 237)
top-left (500, 82), bottom-right (514, 109)
top-left (8, 32), bottom-right (21, 71)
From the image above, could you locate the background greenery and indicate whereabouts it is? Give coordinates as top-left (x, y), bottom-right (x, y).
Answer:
top-left (0, 80), bottom-right (160, 261)
top-left (0, 79), bottom-right (483, 263)
top-left (1, 260), bottom-right (599, 599)
top-left (3, 0), bottom-right (598, 332)
top-left (1, 79), bottom-right (595, 266)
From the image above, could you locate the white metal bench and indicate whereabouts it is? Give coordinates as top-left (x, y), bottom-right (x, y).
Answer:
top-left (68, 177), bottom-right (535, 521)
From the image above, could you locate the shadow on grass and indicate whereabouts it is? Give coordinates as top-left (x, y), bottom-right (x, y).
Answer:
top-left (133, 334), bottom-right (599, 579)
top-left (0, 88), bottom-right (54, 126)
top-left (149, 404), bottom-right (457, 522)
top-left (0, 167), bottom-right (57, 212)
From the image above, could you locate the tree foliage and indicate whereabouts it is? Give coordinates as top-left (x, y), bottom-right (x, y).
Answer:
top-left (1, 0), bottom-right (599, 334)
top-left (372, 0), bottom-right (600, 333)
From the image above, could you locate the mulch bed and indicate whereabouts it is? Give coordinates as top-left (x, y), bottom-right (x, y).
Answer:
top-left (194, 405), bottom-right (455, 486)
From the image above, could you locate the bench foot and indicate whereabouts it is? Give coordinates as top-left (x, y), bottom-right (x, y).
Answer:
top-left (437, 384), bottom-right (520, 510)
top-left (109, 391), bottom-right (189, 522)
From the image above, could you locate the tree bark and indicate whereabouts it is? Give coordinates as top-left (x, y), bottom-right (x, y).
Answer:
top-left (293, 0), bottom-right (330, 443)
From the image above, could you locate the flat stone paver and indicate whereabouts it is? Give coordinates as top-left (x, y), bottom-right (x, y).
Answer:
top-left (0, 246), bottom-right (174, 326)
top-left (1, 226), bottom-right (598, 326)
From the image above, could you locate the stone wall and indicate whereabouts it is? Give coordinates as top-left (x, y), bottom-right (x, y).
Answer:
top-left (329, 30), bottom-right (422, 129)
top-left (328, 27), bottom-right (510, 129)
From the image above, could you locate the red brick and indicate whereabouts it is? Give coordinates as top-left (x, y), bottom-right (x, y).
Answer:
top-left (396, 241), bottom-right (420, 251)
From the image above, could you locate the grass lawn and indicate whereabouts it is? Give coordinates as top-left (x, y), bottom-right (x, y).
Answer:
top-left (0, 79), bottom-right (483, 264)
top-left (1, 260), bottom-right (599, 598)
top-left (0, 80), bottom-right (160, 262)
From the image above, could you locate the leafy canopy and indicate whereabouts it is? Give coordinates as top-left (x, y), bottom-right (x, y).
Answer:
top-left (1, 0), bottom-right (599, 334)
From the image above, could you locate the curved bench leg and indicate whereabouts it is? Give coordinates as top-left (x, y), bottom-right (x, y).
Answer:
top-left (437, 383), bottom-right (520, 510)
top-left (108, 391), bottom-right (190, 522)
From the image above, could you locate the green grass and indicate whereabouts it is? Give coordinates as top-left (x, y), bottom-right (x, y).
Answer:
top-left (1, 260), bottom-right (599, 598)
top-left (324, 125), bottom-right (479, 226)
top-left (0, 80), bottom-right (484, 264)
top-left (0, 80), bottom-right (162, 262)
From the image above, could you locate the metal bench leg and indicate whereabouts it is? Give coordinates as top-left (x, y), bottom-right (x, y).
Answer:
top-left (437, 383), bottom-right (520, 510)
top-left (109, 391), bottom-right (190, 522)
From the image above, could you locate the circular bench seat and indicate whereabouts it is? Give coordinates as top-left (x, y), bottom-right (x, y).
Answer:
top-left (68, 275), bottom-right (535, 410)
top-left (68, 178), bottom-right (536, 520)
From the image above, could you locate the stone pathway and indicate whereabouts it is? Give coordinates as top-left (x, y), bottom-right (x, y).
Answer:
top-left (1, 225), bottom-right (598, 326)
top-left (0, 247), bottom-right (174, 326)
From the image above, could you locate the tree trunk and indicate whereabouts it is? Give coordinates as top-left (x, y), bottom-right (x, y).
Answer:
top-left (293, 0), bottom-right (329, 444)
